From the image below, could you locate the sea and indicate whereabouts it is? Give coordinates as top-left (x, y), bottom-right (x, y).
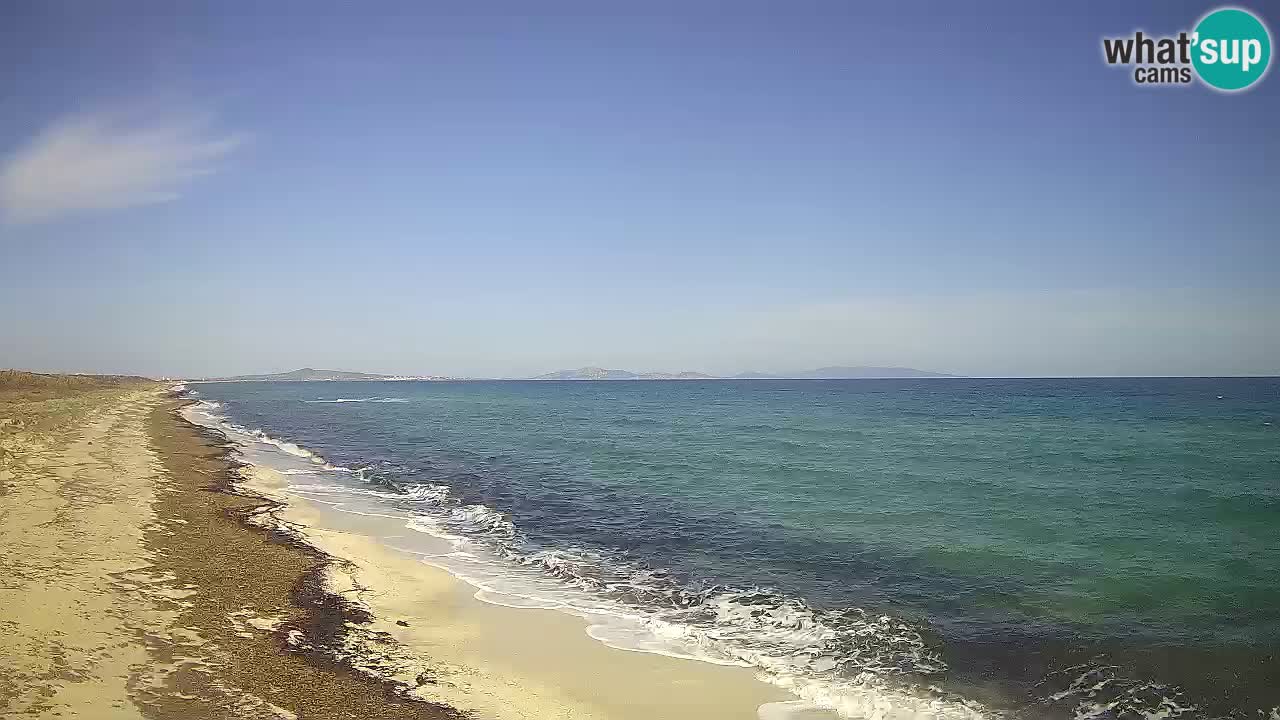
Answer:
top-left (182, 377), bottom-right (1280, 719)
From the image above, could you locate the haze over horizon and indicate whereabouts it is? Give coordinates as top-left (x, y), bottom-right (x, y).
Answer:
top-left (185, 363), bottom-right (1277, 381)
top-left (3, 2), bottom-right (1278, 379)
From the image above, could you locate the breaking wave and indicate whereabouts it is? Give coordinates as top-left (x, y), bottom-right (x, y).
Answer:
top-left (178, 393), bottom-right (1223, 720)
top-left (358, 472), bottom-right (992, 719)
top-left (185, 400), bottom-right (352, 473)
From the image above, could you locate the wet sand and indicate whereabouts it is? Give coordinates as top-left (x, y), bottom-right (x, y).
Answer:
top-left (234, 463), bottom-right (809, 720)
top-left (0, 378), bottom-right (812, 719)
top-left (0, 382), bottom-right (458, 719)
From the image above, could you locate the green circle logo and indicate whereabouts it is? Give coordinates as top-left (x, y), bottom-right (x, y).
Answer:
top-left (1192, 7), bottom-right (1272, 91)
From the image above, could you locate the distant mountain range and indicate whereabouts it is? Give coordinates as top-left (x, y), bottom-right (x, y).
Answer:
top-left (203, 365), bottom-right (959, 382)
top-left (531, 365), bottom-right (958, 380)
top-left (208, 368), bottom-right (447, 382)
top-left (532, 367), bottom-right (719, 381)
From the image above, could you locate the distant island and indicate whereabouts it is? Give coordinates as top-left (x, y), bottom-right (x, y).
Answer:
top-left (205, 368), bottom-right (452, 382)
top-left (199, 366), bottom-right (960, 382)
top-left (532, 367), bottom-right (719, 380)
top-left (533, 365), bottom-right (958, 380)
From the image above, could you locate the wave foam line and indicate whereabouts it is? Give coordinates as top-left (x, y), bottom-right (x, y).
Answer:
top-left (388, 485), bottom-right (997, 720)
top-left (182, 399), bottom-right (353, 473)
top-left (180, 393), bottom-right (998, 720)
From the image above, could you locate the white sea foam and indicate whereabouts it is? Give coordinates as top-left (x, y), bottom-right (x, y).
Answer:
top-left (1047, 665), bottom-right (1196, 720)
top-left (178, 394), bottom-right (1006, 720)
top-left (183, 400), bottom-right (350, 473)
top-left (252, 432), bottom-right (324, 462)
top-left (404, 483), bottom-right (451, 502)
top-left (395, 504), bottom-right (993, 720)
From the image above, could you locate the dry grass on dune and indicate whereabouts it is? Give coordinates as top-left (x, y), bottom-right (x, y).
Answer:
top-left (0, 369), bottom-right (154, 402)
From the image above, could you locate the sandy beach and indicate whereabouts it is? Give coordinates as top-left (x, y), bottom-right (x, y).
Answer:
top-left (231, 462), bottom-right (811, 720)
top-left (0, 376), bottom-right (460, 719)
top-left (0, 375), bottom-right (815, 720)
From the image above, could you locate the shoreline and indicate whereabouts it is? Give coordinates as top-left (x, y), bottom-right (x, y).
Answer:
top-left (177, 391), bottom-right (1018, 720)
top-left (197, 407), bottom-right (827, 720)
top-left (146, 395), bottom-right (467, 719)
top-left (0, 381), bottom-right (822, 719)
top-left (0, 383), bottom-right (461, 719)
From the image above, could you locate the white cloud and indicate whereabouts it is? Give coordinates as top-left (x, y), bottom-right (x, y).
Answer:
top-left (0, 108), bottom-right (242, 223)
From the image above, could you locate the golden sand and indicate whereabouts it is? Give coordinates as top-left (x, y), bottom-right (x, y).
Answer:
top-left (0, 384), bottom-right (455, 719)
top-left (1, 379), bottom-right (826, 719)
top-left (238, 463), bottom-right (810, 720)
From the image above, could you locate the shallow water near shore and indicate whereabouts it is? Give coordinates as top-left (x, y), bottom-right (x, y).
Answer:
top-left (186, 378), bottom-right (1280, 719)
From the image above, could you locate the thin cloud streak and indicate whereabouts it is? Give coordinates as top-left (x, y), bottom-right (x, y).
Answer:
top-left (0, 108), bottom-right (243, 224)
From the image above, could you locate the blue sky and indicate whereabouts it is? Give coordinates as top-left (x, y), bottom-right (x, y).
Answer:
top-left (1, 1), bottom-right (1277, 377)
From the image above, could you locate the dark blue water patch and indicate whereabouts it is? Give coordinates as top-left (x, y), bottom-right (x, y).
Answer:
top-left (194, 378), bottom-right (1280, 718)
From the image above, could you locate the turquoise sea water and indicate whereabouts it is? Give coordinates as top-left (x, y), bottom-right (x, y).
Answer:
top-left (191, 378), bottom-right (1280, 718)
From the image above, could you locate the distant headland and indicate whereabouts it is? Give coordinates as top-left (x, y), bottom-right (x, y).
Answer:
top-left (196, 366), bottom-right (960, 382)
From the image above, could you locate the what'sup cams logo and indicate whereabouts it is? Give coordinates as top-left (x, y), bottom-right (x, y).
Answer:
top-left (1102, 6), bottom-right (1271, 91)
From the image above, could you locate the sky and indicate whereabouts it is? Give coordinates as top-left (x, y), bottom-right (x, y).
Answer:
top-left (1, 1), bottom-right (1277, 378)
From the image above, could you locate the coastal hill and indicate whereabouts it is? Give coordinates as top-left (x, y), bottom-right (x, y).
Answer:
top-left (213, 368), bottom-right (391, 381)
top-left (208, 368), bottom-right (445, 382)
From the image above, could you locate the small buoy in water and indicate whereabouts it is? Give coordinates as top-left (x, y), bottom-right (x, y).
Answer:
top-left (1217, 395), bottom-right (1224, 399)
